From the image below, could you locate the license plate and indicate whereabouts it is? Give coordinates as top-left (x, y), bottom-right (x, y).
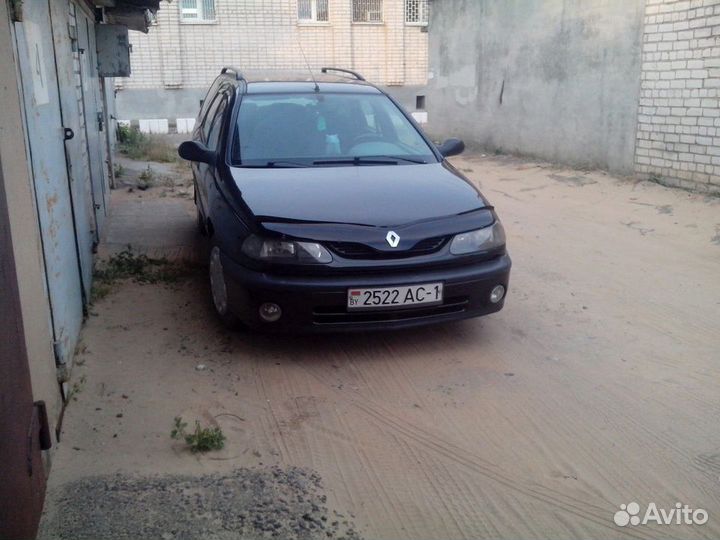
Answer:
top-left (347, 283), bottom-right (443, 310)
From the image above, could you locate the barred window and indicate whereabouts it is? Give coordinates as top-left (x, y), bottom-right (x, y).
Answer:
top-left (352, 0), bottom-right (383, 23)
top-left (180, 0), bottom-right (216, 22)
top-left (298, 0), bottom-right (329, 22)
top-left (405, 0), bottom-right (428, 25)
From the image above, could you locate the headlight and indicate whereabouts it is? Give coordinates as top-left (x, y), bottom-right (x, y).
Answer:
top-left (450, 221), bottom-right (506, 255)
top-left (241, 235), bottom-right (332, 264)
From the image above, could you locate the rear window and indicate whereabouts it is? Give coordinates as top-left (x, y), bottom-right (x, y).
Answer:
top-left (231, 93), bottom-right (436, 166)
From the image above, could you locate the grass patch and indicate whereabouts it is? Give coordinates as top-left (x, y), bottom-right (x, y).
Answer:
top-left (92, 248), bottom-right (199, 301)
top-left (66, 375), bottom-right (87, 403)
top-left (171, 416), bottom-right (226, 453)
top-left (90, 281), bottom-right (113, 303)
top-left (117, 125), bottom-right (179, 163)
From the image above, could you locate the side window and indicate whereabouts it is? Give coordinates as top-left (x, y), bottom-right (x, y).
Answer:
top-left (201, 93), bottom-right (222, 142)
top-left (206, 95), bottom-right (229, 150)
top-left (197, 80), bottom-right (221, 122)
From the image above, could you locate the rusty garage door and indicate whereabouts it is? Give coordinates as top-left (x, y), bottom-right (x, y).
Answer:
top-left (0, 143), bottom-right (52, 540)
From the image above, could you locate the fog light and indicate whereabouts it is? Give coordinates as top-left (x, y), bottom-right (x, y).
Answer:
top-left (259, 302), bottom-right (282, 322)
top-left (490, 285), bottom-right (505, 304)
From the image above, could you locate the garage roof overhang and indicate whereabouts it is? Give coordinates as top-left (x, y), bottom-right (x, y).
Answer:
top-left (94, 0), bottom-right (164, 33)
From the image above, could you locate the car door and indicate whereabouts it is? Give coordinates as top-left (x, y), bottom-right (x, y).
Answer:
top-left (193, 88), bottom-right (226, 217)
top-left (198, 89), bottom-right (230, 218)
top-left (190, 84), bottom-right (219, 213)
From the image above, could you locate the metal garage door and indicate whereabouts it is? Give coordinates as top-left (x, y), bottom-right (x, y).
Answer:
top-left (77, 9), bottom-right (110, 232)
top-left (48, 0), bottom-right (96, 303)
top-left (13, 0), bottom-right (84, 365)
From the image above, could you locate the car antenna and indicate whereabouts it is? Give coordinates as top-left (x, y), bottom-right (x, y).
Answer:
top-left (297, 39), bottom-right (320, 93)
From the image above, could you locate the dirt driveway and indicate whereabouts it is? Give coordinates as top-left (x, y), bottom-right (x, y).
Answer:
top-left (40, 153), bottom-right (720, 540)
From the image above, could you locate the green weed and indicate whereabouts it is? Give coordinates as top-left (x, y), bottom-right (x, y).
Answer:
top-left (66, 374), bottom-right (87, 402)
top-left (171, 416), bottom-right (226, 453)
top-left (92, 248), bottom-right (197, 297)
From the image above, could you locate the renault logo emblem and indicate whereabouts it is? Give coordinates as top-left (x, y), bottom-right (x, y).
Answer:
top-left (386, 231), bottom-right (400, 248)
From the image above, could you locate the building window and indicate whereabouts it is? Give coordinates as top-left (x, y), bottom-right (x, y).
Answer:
top-left (352, 0), bottom-right (383, 23)
top-left (180, 0), bottom-right (216, 22)
top-left (298, 0), bottom-right (329, 22)
top-left (405, 0), bottom-right (428, 25)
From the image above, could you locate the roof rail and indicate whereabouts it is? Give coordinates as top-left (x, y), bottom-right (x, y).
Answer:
top-left (220, 66), bottom-right (245, 81)
top-left (320, 67), bottom-right (366, 81)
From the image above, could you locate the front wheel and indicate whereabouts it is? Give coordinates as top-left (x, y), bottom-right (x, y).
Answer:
top-left (209, 246), bottom-right (239, 328)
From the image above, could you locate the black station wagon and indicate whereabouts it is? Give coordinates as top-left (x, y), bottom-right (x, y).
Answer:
top-left (179, 67), bottom-right (511, 331)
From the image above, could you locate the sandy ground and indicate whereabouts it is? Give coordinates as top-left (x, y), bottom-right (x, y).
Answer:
top-left (39, 152), bottom-right (720, 540)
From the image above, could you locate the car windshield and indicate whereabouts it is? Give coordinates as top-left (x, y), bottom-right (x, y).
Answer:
top-left (231, 92), bottom-right (436, 167)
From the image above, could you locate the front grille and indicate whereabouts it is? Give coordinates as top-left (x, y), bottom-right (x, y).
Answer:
top-left (312, 296), bottom-right (468, 325)
top-left (328, 236), bottom-right (448, 260)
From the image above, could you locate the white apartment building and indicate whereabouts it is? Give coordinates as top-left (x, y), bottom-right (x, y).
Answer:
top-left (116, 0), bottom-right (430, 131)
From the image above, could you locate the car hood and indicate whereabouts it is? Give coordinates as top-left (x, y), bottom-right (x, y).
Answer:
top-left (229, 162), bottom-right (487, 228)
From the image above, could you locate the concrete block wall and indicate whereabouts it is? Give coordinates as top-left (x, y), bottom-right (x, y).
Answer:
top-left (636, 0), bottom-right (720, 193)
top-left (116, 0), bottom-right (429, 126)
top-left (425, 0), bottom-right (646, 174)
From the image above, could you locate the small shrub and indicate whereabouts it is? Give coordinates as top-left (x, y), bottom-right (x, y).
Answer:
top-left (113, 163), bottom-right (124, 178)
top-left (116, 123), bottom-right (135, 144)
top-left (138, 165), bottom-right (155, 189)
top-left (171, 416), bottom-right (225, 453)
top-left (117, 125), bottom-right (179, 163)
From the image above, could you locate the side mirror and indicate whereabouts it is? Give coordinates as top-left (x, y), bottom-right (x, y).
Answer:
top-left (438, 138), bottom-right (465, 158)
top-left (178, 140), bottom-right (217, 165)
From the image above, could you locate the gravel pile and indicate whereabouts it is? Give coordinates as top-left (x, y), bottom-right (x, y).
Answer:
top-left (40, 466), bottom-right (362, 540)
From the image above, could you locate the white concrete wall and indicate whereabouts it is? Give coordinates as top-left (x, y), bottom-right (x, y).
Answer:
top-left (635, 0), bottom-right (720, 194)
top-left (425, 0), bottom-right (646, 175)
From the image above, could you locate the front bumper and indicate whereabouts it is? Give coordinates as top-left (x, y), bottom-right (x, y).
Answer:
top-left (221, 253), bottom-right (512, 332)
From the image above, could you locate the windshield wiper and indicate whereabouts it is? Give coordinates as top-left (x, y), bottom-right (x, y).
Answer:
top-left (313, 155), bottom-right (426, 166)
top-left (240, 160), bottom-right (310, 168)
top-left (240, 156), bottom-right (427, 168)
top-left (375, 155), bottom-right (427, 164)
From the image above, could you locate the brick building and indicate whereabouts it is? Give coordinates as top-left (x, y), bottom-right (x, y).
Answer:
top-left (116, 0), bottom-right (430, 131)
top-left (635, 0), bottom-right (720, 192)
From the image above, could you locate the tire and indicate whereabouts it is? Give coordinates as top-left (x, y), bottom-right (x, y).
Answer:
top-left (208, 245), bottom-right (239, 329)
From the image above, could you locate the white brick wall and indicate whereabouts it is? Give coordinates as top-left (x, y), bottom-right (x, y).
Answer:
top-left (636, 0), bottom-right (720, 193)
top-left (118, 0), bottom-right (428, 90)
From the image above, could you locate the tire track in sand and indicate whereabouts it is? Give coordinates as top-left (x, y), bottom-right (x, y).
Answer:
top-left (299, 363), bottom-right (661, 540)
